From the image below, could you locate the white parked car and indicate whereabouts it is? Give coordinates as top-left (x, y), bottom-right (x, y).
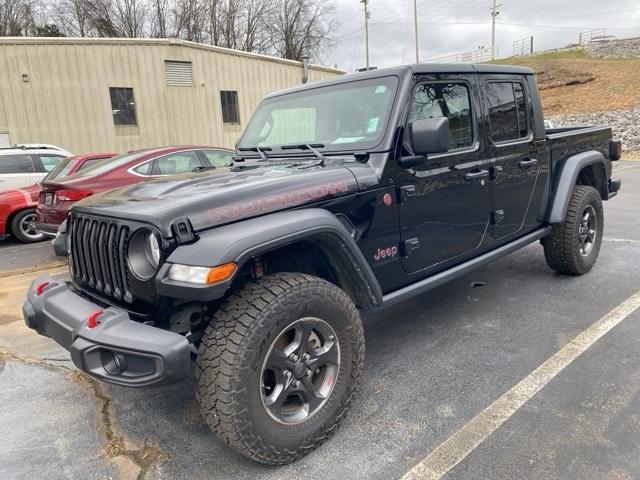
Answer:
top-left (0, 145), bottom-right (72, 189)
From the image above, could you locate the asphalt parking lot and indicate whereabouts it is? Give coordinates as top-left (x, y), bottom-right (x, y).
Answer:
top-left (1, 160), bottom-right (639, 480)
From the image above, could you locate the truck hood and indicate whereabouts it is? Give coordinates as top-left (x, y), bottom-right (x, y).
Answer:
top-left (74, 163), bottom-right (360, 236)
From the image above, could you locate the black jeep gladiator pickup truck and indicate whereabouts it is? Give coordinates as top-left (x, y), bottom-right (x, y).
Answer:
top-left (24, 64), bottom-right (622, 464)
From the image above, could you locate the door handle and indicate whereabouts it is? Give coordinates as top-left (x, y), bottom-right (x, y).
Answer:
top-left (519, 158), bottom-right (538, 168)
top-left (465, 170), bottom-right (489, 182)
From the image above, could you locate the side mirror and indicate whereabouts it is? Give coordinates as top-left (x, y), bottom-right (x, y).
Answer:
top-left (411, 117), bottom-right (450, 156)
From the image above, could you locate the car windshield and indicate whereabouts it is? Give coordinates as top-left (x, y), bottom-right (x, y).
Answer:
top-left (43, 157), bottom-right (77, 181)
top-left (68, 150), bottom-right (150, 178)
top-left (238, 76), bottom-right (399, 154)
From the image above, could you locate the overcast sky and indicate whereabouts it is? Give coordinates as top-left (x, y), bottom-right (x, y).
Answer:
top-left (328, 0), bottom-right (640, 71)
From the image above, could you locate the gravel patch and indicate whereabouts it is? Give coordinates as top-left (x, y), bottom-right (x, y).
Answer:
top-left (548, 108), bottom-right (640, 156)
top-left (586, 37), bottom-right (640, 59)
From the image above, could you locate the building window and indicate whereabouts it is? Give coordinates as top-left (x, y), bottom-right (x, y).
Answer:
top-left (165, 60), bottom-right (193, 86)
top-left (220, 90), bottom-right (240, 124)
top-left (109, 87), bottom-right (137, 126)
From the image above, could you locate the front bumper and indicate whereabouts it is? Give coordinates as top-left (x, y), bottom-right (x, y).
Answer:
top-left (23, 274), bottom-right (190, 387)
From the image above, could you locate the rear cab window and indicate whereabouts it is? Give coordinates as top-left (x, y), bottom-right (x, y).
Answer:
top-left (0, 154), bottom-right (36, 173)
top-left (485, 80), bottom-right (531, 143)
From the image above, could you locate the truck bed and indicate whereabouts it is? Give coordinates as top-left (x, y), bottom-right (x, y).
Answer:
top-left (546, 125), bottom-right (613, 178)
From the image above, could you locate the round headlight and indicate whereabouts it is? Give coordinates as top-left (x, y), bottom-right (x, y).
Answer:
top-left (146, 232), bottom-right (161, 268)
top-left (128, 229), bottom-right (162, 280)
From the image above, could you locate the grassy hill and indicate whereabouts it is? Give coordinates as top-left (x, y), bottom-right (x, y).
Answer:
top-left (491, 49), bottom-right (640, 116)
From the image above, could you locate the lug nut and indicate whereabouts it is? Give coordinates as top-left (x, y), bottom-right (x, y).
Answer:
top-left (289, 354), bottom-right (299, 362)
top-left (302, 353), bottom-right (311, 362)
top-left (293, 380), bottom-right (301, 389)
top-left (305, 368), bottom-right (312, 377)
top-left (283, 370), bottom-right (291, 378)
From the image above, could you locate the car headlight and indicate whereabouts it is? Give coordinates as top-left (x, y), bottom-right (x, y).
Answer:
top-left (167, 262), bottom-right (236, 284)
top-left (146, 232), bottom-right (160, 267)
top-left (128, 229), bottom-right (162, 280)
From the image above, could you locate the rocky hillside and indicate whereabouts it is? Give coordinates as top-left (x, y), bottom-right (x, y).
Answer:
top-left (493, 37), bottom-right (640, 156)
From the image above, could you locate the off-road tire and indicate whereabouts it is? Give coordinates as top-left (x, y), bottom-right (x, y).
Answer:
top-left (10, 208), bottom-right (44, 243)
top-left (196, 272), bottom-right (365, 465)
top-left (542, 185), bottom-right (603, 275)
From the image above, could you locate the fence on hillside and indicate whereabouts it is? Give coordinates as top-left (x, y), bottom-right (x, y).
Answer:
top-left (429, 47), bottom-right (497, 64)
top-left (578, 28), bottom-right (613, 44)
top-left (513, 36), bottom-right (534, 56)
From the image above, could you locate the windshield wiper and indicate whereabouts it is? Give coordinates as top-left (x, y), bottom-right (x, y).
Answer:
top-left (238, 146), bottom-right (272, 160)
top-left (280, 143), bottom-right (326, 164)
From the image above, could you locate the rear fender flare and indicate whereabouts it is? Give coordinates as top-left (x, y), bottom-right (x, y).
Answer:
top-left (547, 151), bottom-right (606, 224)
top-left (158, 209), bottom-right (383, 308)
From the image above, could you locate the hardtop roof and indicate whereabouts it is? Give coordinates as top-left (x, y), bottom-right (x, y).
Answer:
top-left (265, 63), bottom-right (535, 99)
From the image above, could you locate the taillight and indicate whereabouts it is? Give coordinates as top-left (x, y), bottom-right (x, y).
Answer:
top-left (609, 140), bottom-right (622, 161)
top-left (55, 189), bottom-right (93, 202)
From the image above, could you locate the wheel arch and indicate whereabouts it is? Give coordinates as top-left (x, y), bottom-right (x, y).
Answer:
top-left (547, 150), bottom-right (608, 224)
top-left (6, 206), bottom-right (37, 236)
top-left (159, 209), bottom-right (383, 308)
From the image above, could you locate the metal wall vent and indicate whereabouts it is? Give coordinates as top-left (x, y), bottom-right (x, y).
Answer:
top-left (165, 60), bottom-right (193, 86)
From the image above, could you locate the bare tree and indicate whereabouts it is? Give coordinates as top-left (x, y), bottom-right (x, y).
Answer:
top-left (54, 0), bottom-right (93, 36)
top-left (270, 0), bottom-right (334, 61)
top-left (113, 0), bottom-right (147, 37)
top-left (0, 0), bottom-right (37, 36)
top-left (149, 0), bottom-right (168, 37)
top-left (172, 0), bottom-right (205, 42)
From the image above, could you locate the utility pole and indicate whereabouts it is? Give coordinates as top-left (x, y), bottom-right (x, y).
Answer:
top-left (361, 0), bottom-right (370, 70)
top-left (490, 0), bottom-right (501, 60)
top-left (413, 0), bottom-right (419, 63)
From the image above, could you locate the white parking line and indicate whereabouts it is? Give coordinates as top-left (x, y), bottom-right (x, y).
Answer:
top-left (400, 289), bottom-right (640, 480)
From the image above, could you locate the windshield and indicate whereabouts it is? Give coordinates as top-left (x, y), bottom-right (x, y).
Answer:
top-left (43, 157), bottom-right (77, 181)
top-left (238, 76), bottom-right (399, 154)
top-left (68, 150), bottom-right (150, 178)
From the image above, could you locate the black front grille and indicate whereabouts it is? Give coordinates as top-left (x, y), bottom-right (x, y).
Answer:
top-left (69, 213), bottom-right (133, 304)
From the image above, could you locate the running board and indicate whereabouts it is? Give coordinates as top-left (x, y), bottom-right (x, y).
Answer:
top-left (380, 227), bottom-right (552, 309)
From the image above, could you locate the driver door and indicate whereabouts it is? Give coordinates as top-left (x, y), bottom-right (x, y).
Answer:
top-left (396, 74), bottom-right (492, 274)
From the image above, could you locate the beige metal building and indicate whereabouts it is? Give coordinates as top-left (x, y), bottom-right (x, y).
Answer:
top-left (0, 37), bottom-right (343, 153)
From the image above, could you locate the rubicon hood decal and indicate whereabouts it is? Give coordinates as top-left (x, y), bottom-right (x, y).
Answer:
top-left (73, 164), bottom-right (359, 235)
top-left (205, 180), bottom-right (351, 223)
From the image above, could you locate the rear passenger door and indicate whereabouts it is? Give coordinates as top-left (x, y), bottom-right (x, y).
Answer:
top-left (0, 153), bottom-right (37, 188)
top-left (481, 76), bottom-right (541, 239)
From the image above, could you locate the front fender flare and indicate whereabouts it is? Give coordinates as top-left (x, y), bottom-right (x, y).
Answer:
top-left (547, 150), bottom-right (606, 224)
top-left (156, 209), bottom-right (383, 307)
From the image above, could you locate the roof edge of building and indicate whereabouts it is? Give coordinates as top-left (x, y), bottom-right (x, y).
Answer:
top-left (0, 36), bottom-right (345, 75)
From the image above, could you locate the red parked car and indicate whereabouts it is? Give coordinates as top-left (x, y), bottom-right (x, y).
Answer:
top-left (36, 146), bottom-right (234, 237)
top-left (0, 153), bottom-right (116, 243)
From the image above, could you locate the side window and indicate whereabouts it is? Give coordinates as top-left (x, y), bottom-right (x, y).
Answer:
top-left (203, 150), bottom-right (234, 167)
top-left (408, 83), bottom-right (474, 150)
top-left (39, 154), bottom-right (65, 172)
top-left (0, 154), bottom-right (35, 173)
top-left (485, 81), bottom-right (529, 143)
top-left (109, 87), bottom-right (137, 126)
top-left (155, 151), bottom-right (202, 175)
top-left (132, 161), bottom-right (153, 176)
